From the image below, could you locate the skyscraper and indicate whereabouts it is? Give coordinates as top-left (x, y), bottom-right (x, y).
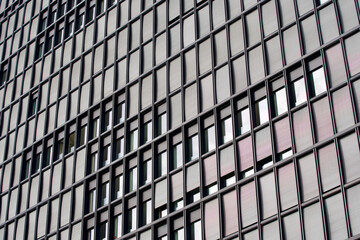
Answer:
top-left (1, 0), bottom-right (360, 239)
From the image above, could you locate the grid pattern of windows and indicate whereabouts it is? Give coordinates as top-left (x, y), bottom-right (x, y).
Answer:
top-left (0, 0), bottom-right (360, 239)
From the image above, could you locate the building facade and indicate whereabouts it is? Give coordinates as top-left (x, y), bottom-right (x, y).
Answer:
top-left (0, 0), bottom-right (360, 239)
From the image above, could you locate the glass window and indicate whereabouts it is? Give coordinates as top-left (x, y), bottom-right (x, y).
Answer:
top-left (190, 220), bottom-right (201, 240)
top-left (127, 207), bottom-right (137, 233)
top-left (273, 88), bottom-right (287, 116)
top-left (88, 189), bottom-right (96, 212)
top-left (99, 221), bottom-right (107, 240)
top-left (91, 118), bottom-right (99, 139)
top-left (101, 182), bottom-right (109, 206)
top-left (221, 117), bottom-right (233, 144)
top-left (156, 151), bottom-right (167, 178)
top-left (172, 143), bottom-right (183, 170)
top-left (116, 137), bottom-right (124, 159)
top-left (117, 102), bottom-right (125, 124)
top-left (203, 125), bottom-right (215, 153)
top-left (87, 228), bottom-right (94, 240)
top-left (114, 214), bottom-right (122, 238)
top-left (103, 110), bottom-right (112, 132)
top-left (114, 174), bottom-right (123, 199)
top-left (129, 129), bottom-right (138, 152)
top-left (141, 160), bottom-right (152, 185)
top-left (143, 121), bottom-right (152, 144)
top-left (174, 228), bottom-right (184, 240)
top-left (157, 113), bottom-right (167, 136)
top-left (89, 152), bottom-right (98, 173)
top-left (128, 167), bottom-right (137, 192)
top-left (188, 135), bottom-right (199, 161)
top-left (254, 98), bottom-right (269, 126)
top-left (141, 200), bottom-right (152, 226)
top-left (309, 67), bottom-right (327, 97)
top-left (237, 107), bottom-right (250, 135)
top-left (290, 77), bottom-right (307, 107)
top-left (102, 145), bottom-right (111, 167)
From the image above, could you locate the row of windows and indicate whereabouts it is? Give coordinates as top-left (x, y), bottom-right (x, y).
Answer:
top-left (1, 168), bottom-right (360, 239)
top-left (1, 28), bottom-right (360, 164)
top-left (1, 0), bottom-right (360, 93)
